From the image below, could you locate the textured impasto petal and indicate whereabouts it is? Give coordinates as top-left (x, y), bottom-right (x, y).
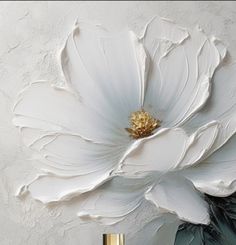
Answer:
top-left (184, 63), bottom-right (236, 158)
top-left (141, 16), bottom-right (189, 61)
top-left (16, 172), bottom-right (110, 204)
top-left (15, 134), bottom-right (130, 203)
top-left (61, 21), bottom-right (148, 127)
top-left (142, 17), bottom-right (189, 120)
top-left (120, 122), bottom-right (218, 176)
top-left (144, 25), bottom-right (226, 127)
top-left (177, 122), bottom-right (219, 169)
top-left (21, 130), bottom-right (128, 177)
top-left (145, 174), bottom-right (209, 224)
top-left (13, 81), bottom-right (131, 145)
top-left (13, 81), bottom-right (135, 201)
top-left (76, 176), bottom-right (152, 225)
top-left (181, 134), bottom-right (236, 197)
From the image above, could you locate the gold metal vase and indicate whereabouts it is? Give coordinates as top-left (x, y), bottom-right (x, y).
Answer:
top-left (103, 234), bottom-right (125, 245)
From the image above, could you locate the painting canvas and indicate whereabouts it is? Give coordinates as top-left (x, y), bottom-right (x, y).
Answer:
top-left (0, 1), bottom-right (236, 244)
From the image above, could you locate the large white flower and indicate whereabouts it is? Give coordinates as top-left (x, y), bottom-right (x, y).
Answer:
top-left (13, 16), bottom-right (236, 242)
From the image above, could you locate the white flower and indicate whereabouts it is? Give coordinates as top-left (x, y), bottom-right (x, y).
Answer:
top-left (13, 16), bottom-right (236, 242)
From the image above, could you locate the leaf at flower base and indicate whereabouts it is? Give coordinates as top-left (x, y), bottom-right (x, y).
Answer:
top-left (175, 192), bottom-right (236, 245)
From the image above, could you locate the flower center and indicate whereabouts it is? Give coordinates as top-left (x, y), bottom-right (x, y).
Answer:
top-left (125, 109), bottom-right (161, 139)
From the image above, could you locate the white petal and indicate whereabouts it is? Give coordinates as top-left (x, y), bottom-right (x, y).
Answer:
top-left (13, 81), bottom-right (130, 145)
top-left (145, 26), bottom-right (226, 126)
top-left (177, 121), bottom-right (219, 169)
top-left (184, 63), bottom-right (236, 158)
top-left (128, 213), bottom-right (180, 245)
top-left (145, 174), bottom-right (209, 224)
top-left (16, 172), bottom-right (110, 204)
top-left (181, 134), bottom-right (236, 197)
top-left (77, 177), bottom-right (152, 225)
top-left (14, 130), bottom-right (130, 203)
top-left (40, 134), bottom-right (128, 176)
top-left (141, 16), bottom-right (189, 59)
top-left (120, 128), bottom-right (186, 175)
top-left (61, 22), bottom-right (148, 123)
top-left (120, 122), bottom-right (218, 176)
top-left (142, 17), bottom-right (189, 119)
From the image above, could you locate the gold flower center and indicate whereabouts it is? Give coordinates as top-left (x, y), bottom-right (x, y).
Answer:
top-left (125, 109), bottom-right (161, 139)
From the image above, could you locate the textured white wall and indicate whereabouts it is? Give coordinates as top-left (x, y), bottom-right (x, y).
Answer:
top-left (0, 1), bottom-right (236, 244)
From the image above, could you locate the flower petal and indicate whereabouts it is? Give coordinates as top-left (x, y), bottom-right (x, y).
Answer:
top-left (177, 121), bottom-right (219, 169)
top-left (142, 17), bottom-right (189, 119)
top-left (61, 22), bottom-right (148, 123)
top-left (184, 63), bottom-right (236, 158)
top-left (77, 176), bottom-right (152, 225)
top-left (145, 26), bottom-right (226, 126)
top-left (16, 172), bottom-right (110, 204)
top-left (120, 122), bottom-right (218, 176)
top-left (14, 129), bottom-right (131, 203)
top-left (13, 81), bottom-right (130, 145)
top-left (181, 134), bottom-right (236, 197)
top-left (141, 16), bottom-right (189, 60)
top-left (22, 130), bottom-right (128, 176)
top-left (145, 174), bottom-right (210, 224)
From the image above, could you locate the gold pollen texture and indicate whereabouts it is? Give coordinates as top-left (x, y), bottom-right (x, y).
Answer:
top-left (126, 109), bottom-right (161, 139)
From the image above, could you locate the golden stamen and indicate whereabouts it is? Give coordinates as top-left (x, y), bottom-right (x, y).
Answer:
top-left (125, 109), bottom-right (161, 139)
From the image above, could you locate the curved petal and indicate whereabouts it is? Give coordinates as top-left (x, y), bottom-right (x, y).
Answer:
top-left (142, 16), bottom-right (189, 120)
top-left (76, 176), bottom-right (152, 225)
top-left (141, 16), bottom-right (189, 61)
top-left (145, 174), bottom-right (210, 224)
top-left (119, 122), bottom-right (218, 176)
top-left (16, 172), bottom-right (110, 204)
top-left (184, 63), bottom-right (236, 158)
top-left (181, 134), bottom-right (236, 197)
top-left (145, 26), bottom-right (226, 126)
top-left (61, 21), bottom-right (148, 125)
top-left (127, 213), bottom-right (180, 245)
top-left (13, 81), bottom-right (130, 145)
top-left (15, 133), bottom-right (130, 203)
top-left (22, 130), bottom-right (128, 177)
top-left (177, 121), bottom-right (219, 169)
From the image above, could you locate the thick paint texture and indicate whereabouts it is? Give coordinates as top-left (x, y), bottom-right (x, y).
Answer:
top-left (12, 14), bottom-right (236, 245)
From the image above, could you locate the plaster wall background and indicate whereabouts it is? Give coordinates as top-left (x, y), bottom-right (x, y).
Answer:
top-left (0, 1), bottom-right (236, 244)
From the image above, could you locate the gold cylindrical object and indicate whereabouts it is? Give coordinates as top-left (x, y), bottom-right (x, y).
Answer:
top-left (103, 234), bottom-right (125, 245)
